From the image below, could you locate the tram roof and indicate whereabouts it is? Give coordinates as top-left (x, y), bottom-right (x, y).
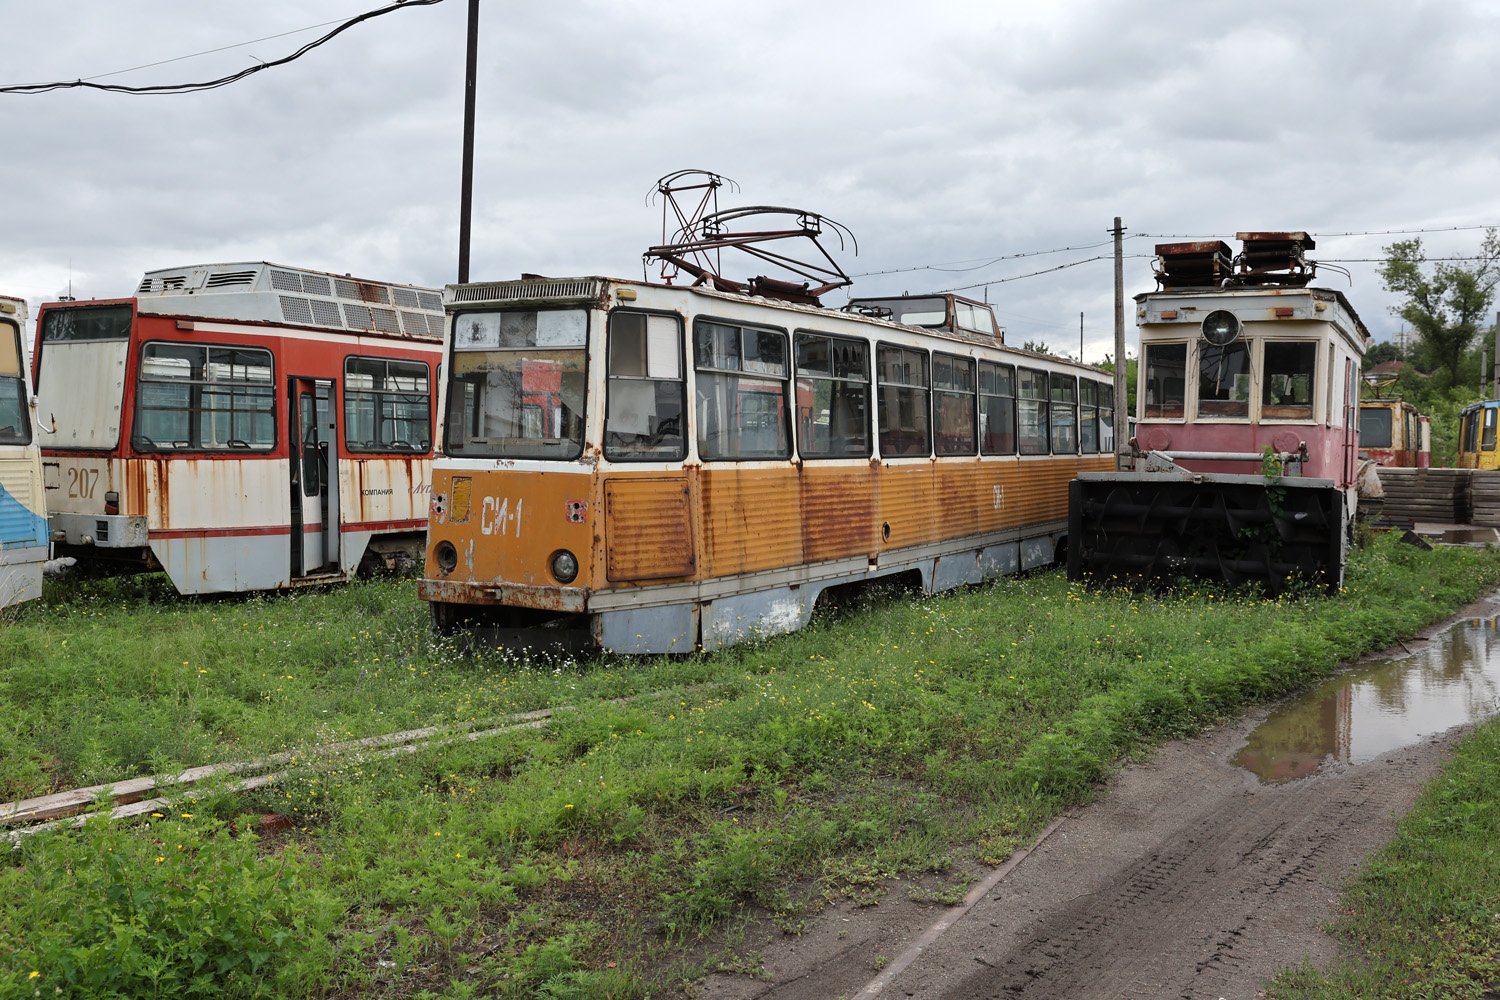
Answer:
top-left (129, 262), bottom-right (443, 342)
top-left (443, 274), bottom-right (1113, 374)
top-left (1133, 284), bottom-right (1371, 345)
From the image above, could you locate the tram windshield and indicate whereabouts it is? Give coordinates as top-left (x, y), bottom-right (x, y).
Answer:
top-left (445, 308), bottom-right (588, 459)
top-left (850, 297), bottom-right (949, 328)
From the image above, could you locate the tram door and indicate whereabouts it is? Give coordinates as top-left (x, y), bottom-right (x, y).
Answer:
top-left (289, 377), bottom-right (341, 578)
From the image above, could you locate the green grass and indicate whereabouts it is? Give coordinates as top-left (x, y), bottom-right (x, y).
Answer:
top-left (2, 533), bottom-right (1499, 998)
top-left (1270, 714), bottom-right (1500, 999)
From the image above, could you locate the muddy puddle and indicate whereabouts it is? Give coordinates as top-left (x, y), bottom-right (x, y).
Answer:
top-left (1425, 528), bottom-right (1500, 545)
top-left (1235, 617), bottom-right (1500, 783)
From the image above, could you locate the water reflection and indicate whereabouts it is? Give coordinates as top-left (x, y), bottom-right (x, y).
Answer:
top-left (1235, 617), bottom-right (1500, 783)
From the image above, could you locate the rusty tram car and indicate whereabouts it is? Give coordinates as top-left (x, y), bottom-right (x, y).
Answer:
top-left (419, 276), bottom-right (1118, 653)
top-left (1456, 400), bottom-right (1500, 471)
top-left (1, 295), bottom-right (48, 609)
top-left (1070, 233), bottom-right (1370, 593)
top-left (1359, 397), bottom-right (1430, 468)
top-left (32, 263), bottom-right (443, 594)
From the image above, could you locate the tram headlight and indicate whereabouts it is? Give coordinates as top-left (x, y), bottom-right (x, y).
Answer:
top-left (550, 549), bottom-right (579, 584)
top-left (1201, 309), bottom-right (1241, 346)
top-left (434, 540), bottom-right (458, 574)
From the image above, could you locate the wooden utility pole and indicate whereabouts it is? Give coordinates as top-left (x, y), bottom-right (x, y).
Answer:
top-left (1112, 217), bottom-right (1127, 468)
top-left (457, 0), bottom-right (480, 283)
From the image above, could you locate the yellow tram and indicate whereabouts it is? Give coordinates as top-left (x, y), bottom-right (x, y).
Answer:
top-left (419, 278), bottom-right (1117, 652)
top-left (1457, 400), bottom-right (1500, 471)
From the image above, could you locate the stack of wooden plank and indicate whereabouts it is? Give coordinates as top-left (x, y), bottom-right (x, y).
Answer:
top-left (1470, 471), bottom-right (1500, 526)
top-left (1374, 467), bottom-right (1472, 524)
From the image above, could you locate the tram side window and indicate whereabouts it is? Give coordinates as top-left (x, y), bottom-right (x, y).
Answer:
top-left (1050, 375), bottom-right (1078, 454)
top-left (1197, 341), bottom-right (1251, 418)
top-left (1484, 409), bottom-right (1497, 452)
top-left (1098, 383), bottom-right (1115, 454)
top-left (795, 332), bottom-right (870, 459)
top-left (1143, 344), bottom-right (1186, 419)
top-left (877, 345), bottom-right (931, 457)
top-left (606, 312), bottom-right (685, 460)
top-left (446, 308), bottom-right (588, 460)
top-left (933, 353), bottom-right (976, 455)
top-left (1079, 381), bottom-right (1098, 453)
top-left (0, 322), bottom-right (30, 445)
top-left (1359, 407), bottom-right (1392, 448)
top-left (978, 361), bottom-right (1015, 455)
top-left (694, 320), bottom-right (790, 460)
top-left (1262, 342), bottom-right (1316, 420)
top-left (1017, 367), bottom-right (1049, 455)
top-left (344, 357), bottom-right (431, 453)
top-left (132, 343), bottom-right (275, 452)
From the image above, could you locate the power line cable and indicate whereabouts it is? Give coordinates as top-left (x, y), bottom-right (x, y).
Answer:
top-left (77, 14), bottom-right (367, 83)
top-left (849, 237), bottom-right (1142, 279)
top-left (0, 0), bottom-right (444, 96)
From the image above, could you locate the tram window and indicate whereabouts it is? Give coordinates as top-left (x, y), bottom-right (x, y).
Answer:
top-left (1262, 342), bottom-right (1316, 419)
top-left (955, 302), bottom-right (995, 336)
top-left (694, 320), bottom-right (790, 460)
top-left (933, 353), bottom-right (976, 456)
top-left (606, 312), bottom-right (685, 461)
top-left (1359, 407), bottom-right (1393, 448)
top-left (1098, 383), bottom-right (1116, 455)
top-left (795, 332), bottom-right (870, 459)
top-left (1143, 344), bottom-right (1186, 419)
top-left (1050, 375), bottom-right (1078, 454)
top-left (1485, 409), bottom-right (1497, 452)
top-left (132, 343), bottom-right (275, 452)
top-left (41, 304), bottom-right (132, 342)
top-left (0, 323), bottom-right (29, 445)
top-left (978, 361), bottom-right (1015, 455)
top-left (1080, 381), bottom-right (1098, 453)
top-left (877, 344), bottom-right (931, 457)
top-left (1462, 411), bottom-right (1478, 454)
top-left (1017, 367), bottom-right (1049, 455)
top-left (446, 308), bottom-right (587, 460)
top-left (344, 357), bottom-right (431, 453)
top-left (1197, 341), bottom-right (1251, 418)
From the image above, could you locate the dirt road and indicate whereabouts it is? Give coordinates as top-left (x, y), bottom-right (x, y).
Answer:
top-left (695, 594), bottom-right (1496, 1000)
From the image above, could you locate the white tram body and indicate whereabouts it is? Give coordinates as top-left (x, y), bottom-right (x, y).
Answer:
top-left (0, 295), bottom-right (47, 608)
top-left (33, 263), bottom-right (444, 594)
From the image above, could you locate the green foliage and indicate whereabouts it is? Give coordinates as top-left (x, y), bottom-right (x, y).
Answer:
top-left (1380, 228), bottom-right (1500, 385)
top-left (3, 538), bottom-right (1500, 996)
top-left (0, 815), bottom-right (339, 999)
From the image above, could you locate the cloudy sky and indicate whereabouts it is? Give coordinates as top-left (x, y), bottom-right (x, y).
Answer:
top-left (5, 0), bottom-right (1500, 360)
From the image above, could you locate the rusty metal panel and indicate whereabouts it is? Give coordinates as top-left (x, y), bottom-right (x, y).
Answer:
top-left (36, 340), bottom-right (128, 450)
top-left (935, 460), bottom-right (982, 540)
top-left (605, 477), bottom-right (694, 582)
top-left (800, 464), bottom-right (876, 562)
top-left (342, 455), bottom-right (429, 523)
top-left (426, 465), bottom-right (596, 593)
top-left (146, 459), bottom-right (287, 531)
top-left (700, 467), bottom-right (803, 577)
top-left (876, 464), bottom-right (936, 550)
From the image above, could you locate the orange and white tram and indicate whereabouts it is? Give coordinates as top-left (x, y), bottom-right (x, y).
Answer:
top-left (419, 277), bottom-right (1117, 653)
top-left (32, 262), bottom-right (443, 594)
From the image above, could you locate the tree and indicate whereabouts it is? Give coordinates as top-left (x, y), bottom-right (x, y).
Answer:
top-left (1379, 228), bottom-right (1500, 385)
top-left (1361, 340), bottom-right (1406, 371)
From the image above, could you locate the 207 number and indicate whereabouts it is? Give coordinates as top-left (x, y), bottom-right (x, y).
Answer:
top-left (68, 468), bottom-right (99, 500)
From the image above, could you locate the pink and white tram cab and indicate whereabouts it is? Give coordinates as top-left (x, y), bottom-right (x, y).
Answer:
top-left (32, 262), bottom-right (445, 594)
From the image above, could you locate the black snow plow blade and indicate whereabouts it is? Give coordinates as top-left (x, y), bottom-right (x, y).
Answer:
top-left (1068, 472), bottom-right (1347, 595)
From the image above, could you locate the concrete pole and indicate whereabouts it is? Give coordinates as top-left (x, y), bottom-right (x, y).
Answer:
top-left (1493, 311), bottom-right (1499, 398)
top-left (1112, 217), bottom-right (1127, 469)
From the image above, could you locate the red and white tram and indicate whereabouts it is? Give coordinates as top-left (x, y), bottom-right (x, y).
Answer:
top-left (32, 262), bottom-right (443, 594)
